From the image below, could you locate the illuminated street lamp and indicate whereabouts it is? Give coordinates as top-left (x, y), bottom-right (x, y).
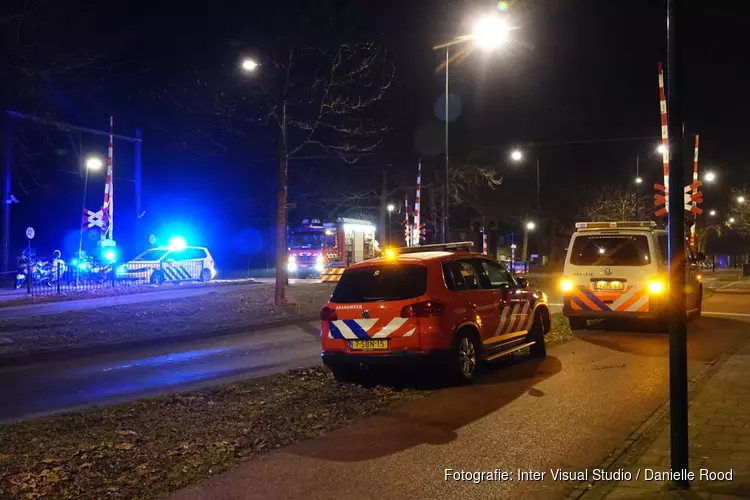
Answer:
top-left (729, 217), bottom-right (736, 224)
top-left (434, 13), bottom-right (515, 242)
top-left (737, 196), bottom-right (746, 204)
top-left (635, 177), bottom-right (643, 184)
top-left (703, 171), bottom-right (716, 183)
top-left (510, 149), bottom-right (523, 162)
top-left (85, 157), bottom-right (103, 170)
top-left (657, 144), bottom-right (667, 155)
top-left (472, 15), bottom-right (511, 51)
top-left (241, 58), bottom-right (259, 72)
top-left (526, 221), bottom-right (536, 231)
top-left (709, 209), bottom-right (716, 216)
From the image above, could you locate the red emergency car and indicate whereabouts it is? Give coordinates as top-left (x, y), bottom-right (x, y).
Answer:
top-left (320, 242), bottom-right (552, 382)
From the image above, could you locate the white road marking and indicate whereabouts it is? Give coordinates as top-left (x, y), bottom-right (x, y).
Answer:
top-left (702, 312), bottom-right (750, 317)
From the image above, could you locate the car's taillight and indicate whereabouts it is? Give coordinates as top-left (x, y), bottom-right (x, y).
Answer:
top-left (400, 301), bottom-right (444, 318)
top-left (320, 306), bottom-right (338, 321)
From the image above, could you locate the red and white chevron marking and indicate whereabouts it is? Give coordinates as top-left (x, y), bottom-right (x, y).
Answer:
top-left (412, 160), bottom-right (421, 245)
top-left (494, 302), bottom-right (533, 335)
top-left (690, 134), bottom-right (700, 247)
top-left (327, 318), bottom-right (417, 339)
top-left (658, 63), bottom-right (670, 214)
top-left (102, 116), bottom-right (115, 240)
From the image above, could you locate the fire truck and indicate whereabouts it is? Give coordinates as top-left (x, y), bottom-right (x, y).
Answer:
top-left (286, 218), bottom-right (378, 281)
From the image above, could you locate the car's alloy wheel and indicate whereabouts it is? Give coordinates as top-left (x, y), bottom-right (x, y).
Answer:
top-left (458, 336), bottom-right (477, 379)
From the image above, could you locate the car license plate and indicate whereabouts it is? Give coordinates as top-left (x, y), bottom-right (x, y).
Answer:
top-left (594, 280), bottom-right (625, 291)
top-left (350, 339), bottom-right (388, 351)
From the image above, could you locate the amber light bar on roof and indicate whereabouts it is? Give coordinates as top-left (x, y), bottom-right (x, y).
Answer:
top-left (394, 241), bottom-right (474, 254)
top-left (575, 221), bottom-right (657, 231)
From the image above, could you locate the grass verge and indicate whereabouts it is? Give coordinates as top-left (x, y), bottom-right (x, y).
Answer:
top-left (0, 279), bottom-right (261, 309)
top-left (0, 284), bottom-right (334, 357)
top-left (546, 313), bottom-right (574, 349)
top-left (0, 313), bottom-right (575, 499)
top-left (0, 366), bottom-right (429, 500)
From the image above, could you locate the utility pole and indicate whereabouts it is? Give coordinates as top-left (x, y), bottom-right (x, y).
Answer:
top-left (666, 0), bottom-right (689, 488)
top-left (2, 113), bottom-right (13, 273)
top-left (635, 154), bottom-right (641, 221)
top-left (134, 129), bottom-right (143, 245)
top-left (442, 46), bottom-right (449, 244)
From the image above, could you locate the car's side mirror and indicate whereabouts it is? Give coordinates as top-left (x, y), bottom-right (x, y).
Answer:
top-left (515, 277), bottom-right (528, 289)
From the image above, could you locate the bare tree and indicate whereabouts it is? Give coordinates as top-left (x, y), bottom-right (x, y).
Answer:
top-left (581, 187), bottom-right (651, 222)
top-left (728, 188), bottom-right (750, 235)
top-left (178, 14), bottom-right (394, 305)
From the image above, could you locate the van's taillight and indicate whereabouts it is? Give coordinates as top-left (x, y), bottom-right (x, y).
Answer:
top-left (400, 301), bottom-right (444, 318)
top-left (320, 306), bottom-right (338, 321)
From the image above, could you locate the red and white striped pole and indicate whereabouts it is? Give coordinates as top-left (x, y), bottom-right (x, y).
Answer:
top-left (404, 196), bottom-right (411, 247)
top-left (102, 116), bottom-right (114, 241)
top-left (412, 160), bottom-right (422, 246)
top-left (690, 135), bottom-right (700, 248)
top-left (658, 63), bottom-right (670, 213)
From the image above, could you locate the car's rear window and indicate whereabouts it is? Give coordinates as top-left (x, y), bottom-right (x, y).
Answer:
top-left (569, 234), bottom-right (651, 266)
top-left (330, 265), bottom-right (427, 303)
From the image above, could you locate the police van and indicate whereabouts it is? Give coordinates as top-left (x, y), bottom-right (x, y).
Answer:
top-left (561, 221), bottom-right (703, 329)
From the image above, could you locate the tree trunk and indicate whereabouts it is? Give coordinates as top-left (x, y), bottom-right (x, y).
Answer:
top-left (379, 168), bottom-right (387, 247)
top-left (274, 128), bottom-right (288, 307)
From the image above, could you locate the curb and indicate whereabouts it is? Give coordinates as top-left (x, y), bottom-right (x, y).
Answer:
top-left (0, 315), bottom-right (319, 368)
top-left (567, 338), bottom-right (748, 500)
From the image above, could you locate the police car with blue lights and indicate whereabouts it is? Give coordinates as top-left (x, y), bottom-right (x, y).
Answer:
top-left (116, 237), bottom-right (217, 284)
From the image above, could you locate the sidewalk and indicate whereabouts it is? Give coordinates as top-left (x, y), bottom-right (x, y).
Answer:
top-left (583, 339), bottom-right (750, 499)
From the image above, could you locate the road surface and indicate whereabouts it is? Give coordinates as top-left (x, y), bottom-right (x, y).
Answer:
top-left (1, 293), bottom-right (748, 421)
top-left (173, 295), bottom-right (750, 500)
top-left (0, 320), bottom-right (321, 423)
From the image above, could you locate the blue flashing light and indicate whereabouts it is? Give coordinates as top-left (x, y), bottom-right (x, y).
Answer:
top-left (78, 262), bottom-right (89, 270)
top-left (168, 236), bottom-right (187, 251)
top-left (104, 250), bottom-right (116, 262)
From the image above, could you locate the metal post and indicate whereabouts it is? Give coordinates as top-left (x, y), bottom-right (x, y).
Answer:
top-left (666, 0), bottom-right (689, 487)
top-left (134, 129), bottom-right (143, 244)
top-left (78, 165), bottom-right (90, 269)
top-left (536, 156), bottom-right (541, 210)
top-left (3, 113), bottom-right (12, 274)
top-left (387, 210), bottom-right (392, 246)
top-left (636, 154), bottom-right (640, 220)
top-left (442, 46), bottom-right (449, 244)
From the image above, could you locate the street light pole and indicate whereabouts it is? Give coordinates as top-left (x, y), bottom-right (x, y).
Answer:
top-left (443, 45), bottom-right (449, 244)
top-left (536, 156), bottom-right (540, 210)
top-left (665, 0), bottom-right (689, 487)
top-left (636, 154), bottom-right (640, 220)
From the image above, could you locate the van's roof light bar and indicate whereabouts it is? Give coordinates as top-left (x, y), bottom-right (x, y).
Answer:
top-left (395, 241), bottom-right (474, 254)
top-left (575, 221), bottom-right (657, 231)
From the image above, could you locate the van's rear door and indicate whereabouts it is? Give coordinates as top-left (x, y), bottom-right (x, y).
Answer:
top-left (566, 231), bottom-right (658, 313)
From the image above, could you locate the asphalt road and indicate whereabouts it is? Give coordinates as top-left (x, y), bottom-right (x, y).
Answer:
top-left (0, 320), bottom-right (322, 423)
top-left (173, 296), bottom-right (750, 500)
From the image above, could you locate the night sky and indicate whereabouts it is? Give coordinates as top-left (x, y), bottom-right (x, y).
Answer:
top-left (2, 0), bottom-right (749, 268)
